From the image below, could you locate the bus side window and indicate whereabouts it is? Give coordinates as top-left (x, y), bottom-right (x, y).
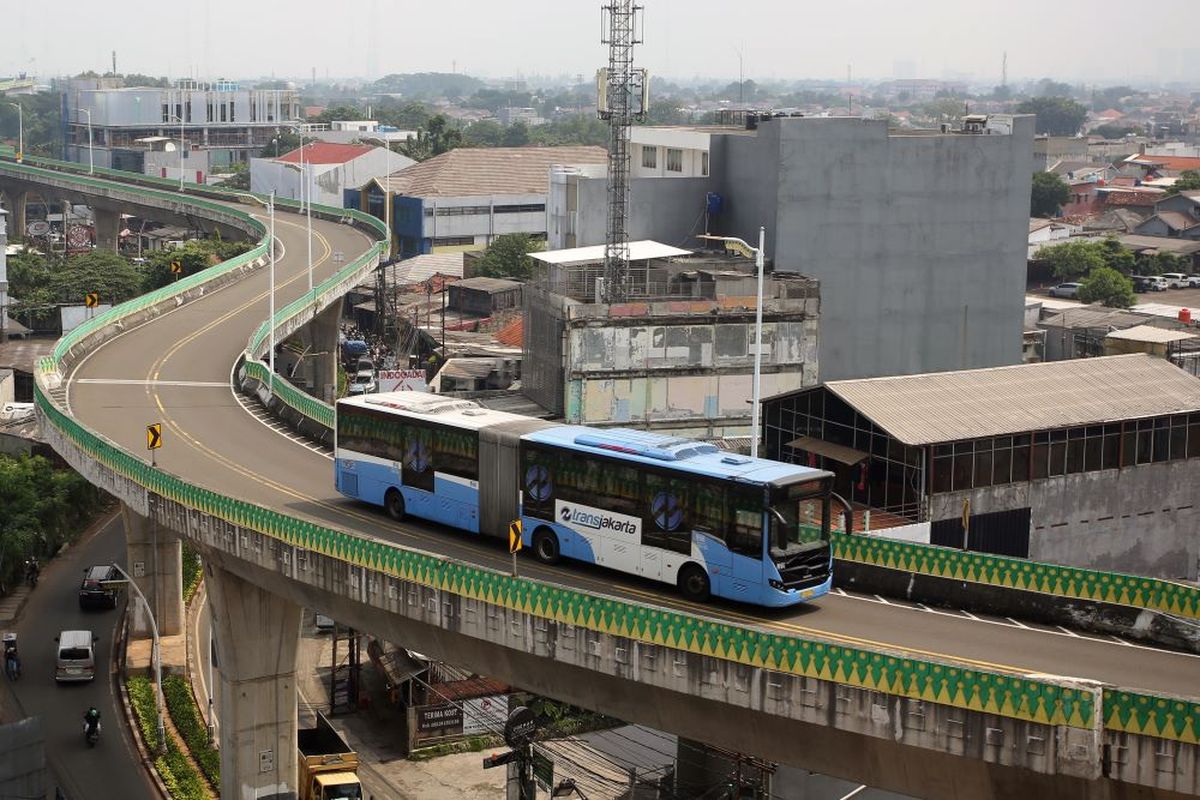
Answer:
top-left (727, 487), bottom-right (763, 558)
top-left (642, 472), bottom-right (691, 554)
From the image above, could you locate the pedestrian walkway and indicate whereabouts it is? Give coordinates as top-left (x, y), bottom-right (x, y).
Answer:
top-left (0, 585), bottom-right (33, 628)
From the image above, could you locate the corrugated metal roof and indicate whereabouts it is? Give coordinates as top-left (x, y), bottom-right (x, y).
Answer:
top-left (819, 354), bottom-right (1200, 446)
top-left (530, 240), bottom-right (693, 266)
top-left (453, 276), bottom-right (522, 293)
top-left (1039, 306), bottom-right (1147, 330)
top-left (1105, 325), bottom-right (1197, 344)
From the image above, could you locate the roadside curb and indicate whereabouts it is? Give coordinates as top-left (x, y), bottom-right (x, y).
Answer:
top-left (184, 579), bottom-right (214, 733)
top-left (116, 609), bottom-right (172, 800)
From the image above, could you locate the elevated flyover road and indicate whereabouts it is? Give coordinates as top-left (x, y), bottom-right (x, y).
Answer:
top-left (55, 187), bottom-right (1198, 703)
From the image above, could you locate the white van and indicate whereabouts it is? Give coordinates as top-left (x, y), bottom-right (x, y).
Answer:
top-left (55, 630), bottom-right (97, 682)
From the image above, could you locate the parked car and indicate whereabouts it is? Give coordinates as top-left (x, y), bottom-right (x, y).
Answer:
top-left (1161, 273), bottom-right (1190, 289)
top-left (347, 370), bottom-right (376, 396)
top-left (1145, 276), bottom-right (1170, 292)
top-left (1187, 275), bottom-right (1200, 288)
top-left (1132, 276), bottom-right (1151, 293)
top-left (79, 565), bottom-right (120, 610)
top-left (1047, 282), bottom-right (1082, 299)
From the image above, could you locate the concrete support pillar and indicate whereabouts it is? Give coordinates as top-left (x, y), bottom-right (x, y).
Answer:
top-left (307, 298), bottom-right (342, 404)
top-left (2, 189), bottom-right (26, 240)
top-left (207, 565), bottom-right (302, 800)
top-left (94, 207), bottom-right (121, 252)
top-left (121, 504), bottom-right (184, 637)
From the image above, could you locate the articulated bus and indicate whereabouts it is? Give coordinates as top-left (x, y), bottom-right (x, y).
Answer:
top-left (334, 392), bottom-right (839, 607)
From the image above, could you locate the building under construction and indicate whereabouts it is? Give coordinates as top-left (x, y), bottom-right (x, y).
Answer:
top-left (522, 242), bottom-right (820, 442)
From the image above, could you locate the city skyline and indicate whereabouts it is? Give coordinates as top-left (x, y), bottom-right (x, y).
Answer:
top-left (4, 0), bottom-right (1199, 88)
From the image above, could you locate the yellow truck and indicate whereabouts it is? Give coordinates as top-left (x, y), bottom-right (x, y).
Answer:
top-left (298, 713), bottom-right (363, 800)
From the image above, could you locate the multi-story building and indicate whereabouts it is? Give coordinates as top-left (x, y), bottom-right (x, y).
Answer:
top-left (62, 78), bottom-right (300, 176)
top-left (553, 114), bottom-right (1036, 382)
top-left (523, 244), bottom-right (821, 441)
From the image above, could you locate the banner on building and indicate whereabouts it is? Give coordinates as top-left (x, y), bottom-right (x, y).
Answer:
top-left (377, 369), bottom-right (428, 393)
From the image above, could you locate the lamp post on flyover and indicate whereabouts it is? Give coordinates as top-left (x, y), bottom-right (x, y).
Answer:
top-left (77, 108), bottom-right (94, 174)
top-left (701, 227), bottom-right (767, 458)
top-left (236, 192), bottom-right (278, 397)
top-left (6, 103), bottom-right (22, 162)
top-left (106, 562), bottom-right (166, 755)
top-left (280, 158), bottom-right (314, 293)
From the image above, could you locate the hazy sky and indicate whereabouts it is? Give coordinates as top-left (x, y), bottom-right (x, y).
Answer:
top-left (5, 0), bottom-right (1198, 86)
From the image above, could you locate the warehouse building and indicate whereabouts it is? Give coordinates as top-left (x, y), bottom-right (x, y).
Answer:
top-left (762, 354), bottom-right (1200, 580)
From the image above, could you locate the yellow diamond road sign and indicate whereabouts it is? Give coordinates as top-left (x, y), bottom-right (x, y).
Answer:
top-left (84, 292), bottom-right (99, 308)
top-left (147, 423), bottom-right (162, 451)
top-left (508, 520), bottom-right (523, 554)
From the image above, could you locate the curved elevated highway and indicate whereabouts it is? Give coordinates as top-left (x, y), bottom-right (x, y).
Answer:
top-left (6, 157), bottom-right (1198, 799)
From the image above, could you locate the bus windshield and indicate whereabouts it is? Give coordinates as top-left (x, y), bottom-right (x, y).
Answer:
top-left (768, 482), bottom-right (830, 559)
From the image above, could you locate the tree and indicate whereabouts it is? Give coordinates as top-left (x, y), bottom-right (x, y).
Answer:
top-left (399, 114), bottom-right (462, 161)
top-left (1038, 240), bottom-right (1107, 280)
top-left (1031, 172), bottom-right (1070, 217)
top-left (0, 454), bottom-right (98, 589)
top-left (1078, 267), bottom-right (1135, 308)
top-left (462, 120), bottom-right (505, 148)
top-left (502, 121), bottom-right (530, 147)
top-left (259, 131), bottom-right (301, 159)
top-left (473, 234), bottom-right (543, 281)
top-left (51, 250), bottom-right (144, 305)
top-left (142, 238), bottom-right (252, 292)
top-left (1091, 123), bottom-right (1137, 140)
top-left (1036, 79), bottom-right (1074, 98)
top-left (1166, 170), bottom-right (1200, 196)
top-left (1015, 97), bottom-right (1088, 136)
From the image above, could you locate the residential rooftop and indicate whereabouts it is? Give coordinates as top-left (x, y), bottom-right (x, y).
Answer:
top-left (376, 145), bottom-right (607, 197)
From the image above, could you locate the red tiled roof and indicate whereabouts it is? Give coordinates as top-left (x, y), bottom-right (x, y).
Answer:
top-left (277, 142), bottom-right (376, 165)
top-left (1103, 190), bottom-right (1161, 208)
top-left (495, 318), bottom-right (523, 347)
top-left (1124, 154), bottom-right (1200, 172)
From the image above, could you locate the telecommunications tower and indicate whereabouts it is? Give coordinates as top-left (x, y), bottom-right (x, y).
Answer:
top-left (597, 0), bottom-right (649, 303)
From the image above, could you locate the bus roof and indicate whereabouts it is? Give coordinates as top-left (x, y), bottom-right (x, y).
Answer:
top-left (522, 425), bottom-right (828, 486)
top-left (337, 392), bottom-right (532, 431)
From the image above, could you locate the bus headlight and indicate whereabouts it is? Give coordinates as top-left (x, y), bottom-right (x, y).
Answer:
top-left (768, 579), bottom-right (786, 590)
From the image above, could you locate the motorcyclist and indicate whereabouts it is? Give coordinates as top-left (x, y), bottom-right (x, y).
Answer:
top-left (83, 707), bottom-right (101, 735)
top-left (2, 634), bottom-right (17, 679)
top-left (24, 557), bottom-right (39, 587)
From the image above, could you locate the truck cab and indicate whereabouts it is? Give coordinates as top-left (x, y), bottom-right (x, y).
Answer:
top-left (298, 713), bottom-right (363, 800)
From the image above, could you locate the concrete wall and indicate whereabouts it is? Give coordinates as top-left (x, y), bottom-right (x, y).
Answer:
top-left (571, 175), bottom-right (712, 249)
top-left (562, 297), bottom-right (819, 436)
top-left (929, 459), bottom-right (1200, 581)
top-left (719, 116), bottom-right (1035, 381)
top-left (0, 718), bottom-right (45, 800)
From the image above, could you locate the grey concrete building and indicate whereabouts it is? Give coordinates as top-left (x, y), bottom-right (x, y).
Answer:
top-left (524, 244), bottom-right (820, 440)
top-left (557, 115), bottom-right (1036, 381)
top-left (762, 354), bottom-right (1200, 580)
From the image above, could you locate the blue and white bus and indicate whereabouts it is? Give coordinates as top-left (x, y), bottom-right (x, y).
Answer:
top-left (335, 392), bottom-right (840, 607)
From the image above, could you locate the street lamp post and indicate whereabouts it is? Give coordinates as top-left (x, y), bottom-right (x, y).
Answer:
top-left (7, 103), bottom-right (22, 162)
top-left (235, 192), bottom-right (278, 396)
top-left (108, 562), bottom-right (166, 755)
top-left (700, 228), bottom-right (767, 458)
top-left (78, 109), bottom-right (94, 174)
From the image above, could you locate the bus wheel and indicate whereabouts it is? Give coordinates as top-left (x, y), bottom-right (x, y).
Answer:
top-left (384, 489), bottom-right (406, 521)
top-left (678, 565), bottom-right (711, 602)
top-left (532, 528), bottom-right (560, 565)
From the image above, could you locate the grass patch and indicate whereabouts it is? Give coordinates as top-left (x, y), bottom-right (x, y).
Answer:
top-left (164, 674), bottom-right (220, 789)
top-left (409, 734), bottom-right (498, 761)
top-left (128, 676), bottom-right (209, 800)
top-left (181, 545), bottom-right (202, 603)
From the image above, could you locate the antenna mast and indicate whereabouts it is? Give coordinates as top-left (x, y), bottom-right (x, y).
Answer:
top-left (598, 0), bottom-right (647, 303)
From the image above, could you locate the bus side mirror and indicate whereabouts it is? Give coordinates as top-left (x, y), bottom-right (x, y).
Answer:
top-left (830, 492), bottom-right (853, 534)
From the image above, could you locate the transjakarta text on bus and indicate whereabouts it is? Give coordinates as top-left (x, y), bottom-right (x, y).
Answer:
top-left (334, 392), bottom-right (839, 608)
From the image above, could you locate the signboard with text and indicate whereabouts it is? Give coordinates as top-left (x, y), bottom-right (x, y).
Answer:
top-left (415, 703), bottom-right (462, 734)
top-left (377, 369), bottom-right (428, 393)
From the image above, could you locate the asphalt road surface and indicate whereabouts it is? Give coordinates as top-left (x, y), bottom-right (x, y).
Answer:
top-left (50, 183), bottom-right (1200, 702)
top-left (9, 511), bottom-right (157, 800)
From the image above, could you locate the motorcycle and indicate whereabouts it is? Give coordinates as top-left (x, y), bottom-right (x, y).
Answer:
top-left (84, 721), bottom-right (101, 747)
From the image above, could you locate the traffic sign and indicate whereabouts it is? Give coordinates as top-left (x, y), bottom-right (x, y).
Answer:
top-left (508, 520), bottom-right (523, 554)
top-left (170, 260), bottom-right (182, 274)
top-left (147, 423), bottom-right (162, 451)
top-left (482, 750), bottom-right (519, 770)
top-left (84, 292), bottom-right (100, 308)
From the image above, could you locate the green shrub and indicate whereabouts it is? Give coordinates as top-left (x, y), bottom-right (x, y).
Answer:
top-left (164, 674), bottom-right (220, 787)
top-left (127, 677), bottom-right (209, 800)
top-left (181, 545), bottom-right (203, 603)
